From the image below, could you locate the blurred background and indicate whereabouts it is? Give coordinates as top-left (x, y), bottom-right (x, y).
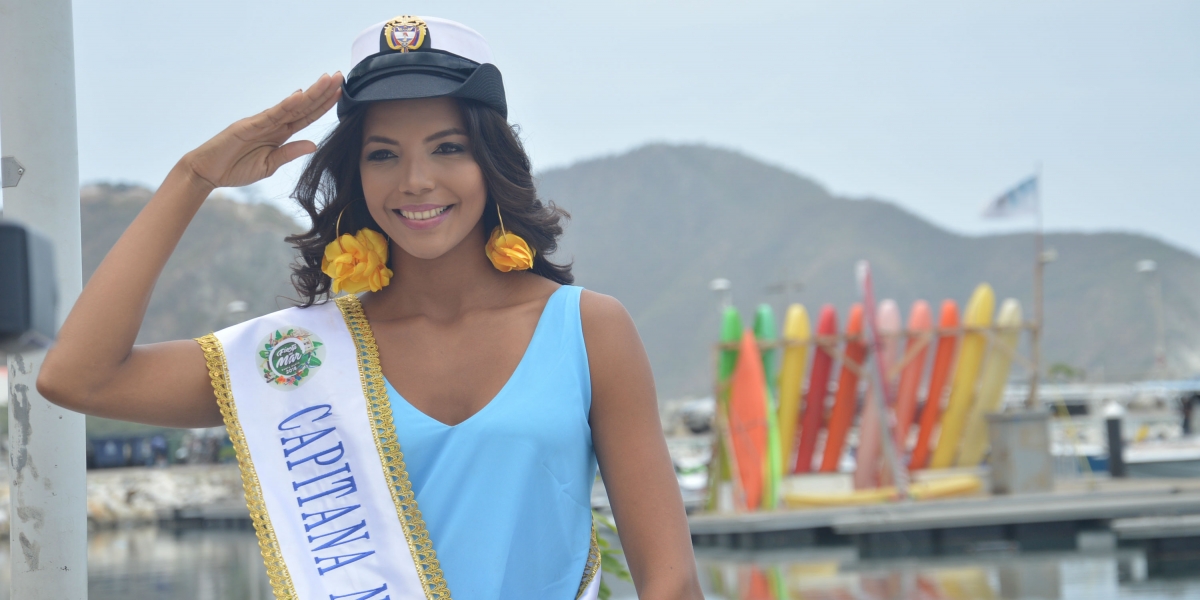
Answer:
top-left (1, 1), bottom-right (1199, 598)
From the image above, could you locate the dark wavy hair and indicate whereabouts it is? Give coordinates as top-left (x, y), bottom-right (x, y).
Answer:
top-left (285, 98), bottom-right (572, 307)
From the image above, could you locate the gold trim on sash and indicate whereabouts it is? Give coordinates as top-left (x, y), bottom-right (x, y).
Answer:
top-left (576, 521), bottom-right (602, 599)
top-left (335, 295), bottom-right (452, 600)
top-left (197, 334), bottom-right (298, 600)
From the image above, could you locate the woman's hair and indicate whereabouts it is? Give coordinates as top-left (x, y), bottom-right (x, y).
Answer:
top-left (286, 99), bottom-right (573, 306)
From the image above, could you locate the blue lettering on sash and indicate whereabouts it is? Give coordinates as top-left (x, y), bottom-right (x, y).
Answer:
top-left (287, 441), bottom-right (345, 470)
top-left (293, 463), bottom-right (352, 491)
top-left (295, 467), bottom-right (359, 507)
top-left (315, 551), bottom-right (376, 576)
top-left (279, 404), bottom-right (333, 431)
top-left (277, 404), bottom-right (391, 584)
top-left (330, 584), bottom-right (389, 600)
top-left (302, 505), bottom-right (361, 532)
top-left (309, 520), bottom-right (370, 551)
top-left (282, 426), bottom-right (337, 457)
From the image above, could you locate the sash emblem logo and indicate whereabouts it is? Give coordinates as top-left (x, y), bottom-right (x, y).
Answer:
top-left (258, 327), bottom-right (325, 390)
top-left (384, 16), bottom-right (427, 53)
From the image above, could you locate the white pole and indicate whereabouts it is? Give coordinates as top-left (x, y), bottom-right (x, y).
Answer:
top-left (0, 0), bottom-right (89, 596)
top-left (1152, 268), bottom-right (1167, 378)
top-left (1028, 164), bottom-right (1044, 409)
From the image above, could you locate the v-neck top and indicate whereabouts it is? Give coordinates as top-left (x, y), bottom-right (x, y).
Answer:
top-left (382, 285), bottom-right (597, 599)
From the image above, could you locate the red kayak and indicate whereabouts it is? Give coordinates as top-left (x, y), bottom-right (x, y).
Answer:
top-left (909, 300), bottom-right (959, 470)
top-left (793, 305), bottom-right (837, 473)
top-left (893, 300), bottom-right (933, 449)
top-left (821, 304), bottom-right (865, 473)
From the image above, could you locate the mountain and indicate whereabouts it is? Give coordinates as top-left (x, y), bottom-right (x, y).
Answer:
top-left (81, 184), bottom-right (302, 343)
top-left (78, 145), bottom-right (1200, 401)
top-left (539, 144), bottom-right (1200, 396)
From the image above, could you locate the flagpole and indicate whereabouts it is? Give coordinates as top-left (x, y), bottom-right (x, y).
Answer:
top-left (1028, 162), bottom-right (1043, 410)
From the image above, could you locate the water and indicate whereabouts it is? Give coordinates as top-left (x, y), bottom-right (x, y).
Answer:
top-left (0, 528), bottom-right (1197, 599)
top-left (686, 549), bottom-right (1200, 600)
top-left (0, 529), bottom-right (272, 600)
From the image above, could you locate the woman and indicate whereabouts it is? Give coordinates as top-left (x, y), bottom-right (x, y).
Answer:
top-left (39, 15), bottom-right (701, 600)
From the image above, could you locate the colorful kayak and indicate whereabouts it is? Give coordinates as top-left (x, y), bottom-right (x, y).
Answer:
top-left (910, 300), bottom-right (959, 470)
top-left (729, 329), bottom-right (771, 510)
top-left (752, 305), bottom-right (782, 508)
top-left (930, 284), bottom-right (995, 469)
top-left (776, 304), bottom-right (810, 474)
top-left (794, 305), bottom-right (837, 473)
top-left (894, 300), bottom-right (932, 450)
top-left (706, 306), bottom-right (743, 511)
top-left (784, 473), bottom-right (983, 509)
top-left (876, 299), bottom-right (903, 380)
top-left (854, 300), bottom-right (900, 489)
top-left (754, 304), bottom-right (779, 397)
top-left (956, 298), bottom-right (1023, 467)
top-left (821, 304), bottom-right (866, 473)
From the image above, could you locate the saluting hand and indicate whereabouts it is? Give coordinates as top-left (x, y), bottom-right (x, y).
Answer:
top-left (183, 72), bottom-right (343, 190)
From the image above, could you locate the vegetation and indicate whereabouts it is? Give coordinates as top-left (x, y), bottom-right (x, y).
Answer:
top-left (592, 510), bottom-right (633, 599)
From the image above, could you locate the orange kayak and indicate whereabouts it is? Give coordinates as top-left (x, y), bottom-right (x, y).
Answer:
top-left (910, 300), bottom-right (959, 470)
top-left (894, 300), bottom-right (932, 449)
top-left (820, 304), bottom-right (865, 473)
top-left (729, 329), bottom-right (770, 510)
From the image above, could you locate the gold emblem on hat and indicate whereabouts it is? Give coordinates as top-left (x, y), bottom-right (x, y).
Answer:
top-left (384, 15), bottom-right (427, 52)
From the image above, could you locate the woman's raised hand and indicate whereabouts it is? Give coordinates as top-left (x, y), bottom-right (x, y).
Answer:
top-left (184, 72), bottom-right (343, 190)
top-left (37, 72), bottom-right (343, 428)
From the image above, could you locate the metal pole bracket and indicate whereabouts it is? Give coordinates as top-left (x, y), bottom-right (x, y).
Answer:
top-left (2, 156), bottom-right (25, 188)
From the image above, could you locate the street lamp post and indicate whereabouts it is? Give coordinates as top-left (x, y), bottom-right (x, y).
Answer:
top-left (708, 278), bottom-right (732, 309)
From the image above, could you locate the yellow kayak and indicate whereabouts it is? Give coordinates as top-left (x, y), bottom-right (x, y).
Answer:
top-left (956, 298), bottom-right (1022, 467)
top-left (776, 304), bottom-right (810, 473)
top-left (784, 474), bottom-right (983, 508)
top-left (930, 284), bottom-right (995, 469)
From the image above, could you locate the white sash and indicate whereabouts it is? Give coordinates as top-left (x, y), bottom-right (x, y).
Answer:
top-left (199, 296), bottom-right (600, 600)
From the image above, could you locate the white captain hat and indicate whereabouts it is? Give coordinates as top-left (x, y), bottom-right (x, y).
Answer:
top-left (338, 16), bottom-right (507, 119)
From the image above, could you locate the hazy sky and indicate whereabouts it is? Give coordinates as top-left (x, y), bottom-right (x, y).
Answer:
top-left (7, 1), bottom-right (1199, 253)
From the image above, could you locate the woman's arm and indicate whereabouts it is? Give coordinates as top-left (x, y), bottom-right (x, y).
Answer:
top-left (581, 290), bottom-right (703, 599)
top-left (37, 73), bottom-right (343, 428)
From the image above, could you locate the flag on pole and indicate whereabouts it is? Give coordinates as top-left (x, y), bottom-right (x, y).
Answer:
top-left (982, 176), bottom-right (1038, 218)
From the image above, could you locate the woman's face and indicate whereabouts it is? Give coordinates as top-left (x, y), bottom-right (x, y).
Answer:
top-left (359, 97), bottom-right (487, 261)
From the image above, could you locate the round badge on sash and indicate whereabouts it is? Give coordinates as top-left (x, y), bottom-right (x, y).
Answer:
top-left (257, 327), bottom-right (325, 390)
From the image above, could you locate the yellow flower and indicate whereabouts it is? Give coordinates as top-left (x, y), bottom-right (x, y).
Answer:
top-left (321, 228), bottom-right (394, 293)
top-left (485, 226), bottom-right (536, 272)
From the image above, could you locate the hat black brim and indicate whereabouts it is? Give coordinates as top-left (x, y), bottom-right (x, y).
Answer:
top-left (338, 63), bottom-right (507, 119)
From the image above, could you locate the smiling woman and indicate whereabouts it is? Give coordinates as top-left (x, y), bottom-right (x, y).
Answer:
top-left (36, 12), bottom-right (701, 600)
top-left (286, 95), bottom-right (572, 306)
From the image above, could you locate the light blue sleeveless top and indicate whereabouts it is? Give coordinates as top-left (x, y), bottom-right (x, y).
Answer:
top-left (383, 285), bottom-right (597, 599)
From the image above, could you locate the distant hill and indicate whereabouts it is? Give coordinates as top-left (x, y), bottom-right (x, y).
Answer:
top-left (540, 144), bottom-right (1200, 396)
top-left (79, 145), bottom-right (1200, 402)
top-left (81, 184), bottom-right (302, 343)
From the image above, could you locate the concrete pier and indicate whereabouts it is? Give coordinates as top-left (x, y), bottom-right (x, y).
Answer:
top-left (690, 478), bottom-right (1200, 560)
top-left (0, 464), bottom-right (244, 536)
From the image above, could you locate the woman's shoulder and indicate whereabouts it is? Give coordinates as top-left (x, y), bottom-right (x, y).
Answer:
top-left (503, 275), bottom-right (633, 345)
top-left (578, 290), bottom-right (640, 352)
top-left (578, 289), bottom-right (626, 324)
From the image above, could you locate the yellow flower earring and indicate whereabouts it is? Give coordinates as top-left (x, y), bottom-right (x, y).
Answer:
top-left (321, 207), bottom-right (394, 293)
top-left (485, 205), bottom-right (536, 271)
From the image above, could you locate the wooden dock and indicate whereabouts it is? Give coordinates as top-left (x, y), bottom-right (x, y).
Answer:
top-left (689, 478), bottom-right (1200, 564)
